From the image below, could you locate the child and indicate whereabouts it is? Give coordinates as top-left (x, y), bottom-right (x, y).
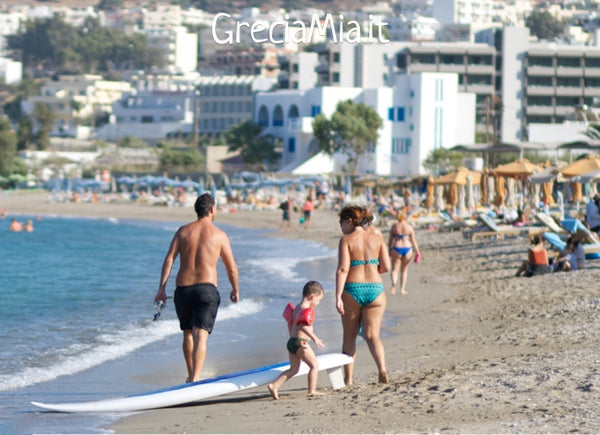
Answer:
top-left (268, 281), bottom-right (325, 399)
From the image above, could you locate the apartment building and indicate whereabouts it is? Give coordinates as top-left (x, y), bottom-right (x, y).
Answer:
top-left (22, 75), bottom-right (132, 139)
top-left (144, 26), bottom-right (198, 73)
top-left (196, 75), bottom-right (276, 136)
top-left (255, 72), bottom-right (475, 177)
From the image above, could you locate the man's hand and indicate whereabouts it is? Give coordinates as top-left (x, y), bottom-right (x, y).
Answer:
top-left (230, 289), bottom-right (239, 303)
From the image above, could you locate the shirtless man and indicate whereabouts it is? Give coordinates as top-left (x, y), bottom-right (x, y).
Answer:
top-left (154, 193), bottom-right (240, 383)
top-left (8, 218), bottom-right (23, 232)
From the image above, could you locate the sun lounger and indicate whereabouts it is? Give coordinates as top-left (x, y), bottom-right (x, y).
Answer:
top-left (437, 210), bottom-right (478, 233)
top-left (560, 218), bottom-right (600, 244)
top-left (543, 232), bottom-right (600, 260)
top-left (534, 212), bottom-right (566, 234)
top-left (463, 213), bottom-right (544, 241)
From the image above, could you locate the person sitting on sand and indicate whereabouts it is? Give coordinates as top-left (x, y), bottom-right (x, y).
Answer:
top-left (268, 281), bottom-right (325, 399)
top-left (515, 235), bottom-right (550, 277)
top-left (8, 218), bottom-right (23, 232)
top-left (552, 236), bottom-right (585, 272)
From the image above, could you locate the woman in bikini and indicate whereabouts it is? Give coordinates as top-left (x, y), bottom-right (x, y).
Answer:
top-left (388, 207), bottom-right (420, 296)
top-left (336, 205), bottom-right (391, 385)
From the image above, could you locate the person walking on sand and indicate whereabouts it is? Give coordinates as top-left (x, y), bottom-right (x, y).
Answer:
top-left (388, 208), bottom-right (420, 296)
top-left (279, 196), bottom-right (293, 232)
top-left (154, 193), bottom-right (240, 383)
top-left (336, 205), bottom-right (391, 385)
top-left (302, 195), bottom-right (314, 229)
top-left (268, 281), bottom-right (325, 399)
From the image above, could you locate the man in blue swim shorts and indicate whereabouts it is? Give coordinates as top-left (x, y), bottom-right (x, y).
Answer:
top-left (155, 193), bottom-right (240, 383)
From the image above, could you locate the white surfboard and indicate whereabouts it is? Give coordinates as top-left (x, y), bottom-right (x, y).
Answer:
top-left (31, 352), bottom-right (353, 413)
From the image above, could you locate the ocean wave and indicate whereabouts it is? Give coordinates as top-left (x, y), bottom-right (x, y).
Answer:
top-left (245, 252), bottom-right (336, 282)
top-left (0, 299), bottom-right (264, 392)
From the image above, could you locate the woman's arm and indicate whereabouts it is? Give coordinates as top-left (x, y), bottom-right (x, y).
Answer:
top-left (335, 238), bottom-right (350, 315)
top-left (378, 237), bottom-right (391, 274)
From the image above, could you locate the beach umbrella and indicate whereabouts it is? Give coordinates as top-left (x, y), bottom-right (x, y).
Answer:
top-left (457, 184), bottom-right (466, 217)
top-left (505, 177), bottom-right (517, 209)
top-left (542, 180), bottom-right (555, 206)
top-left (492, 158), bottom-right (542, 179)
top-left (492, 176), bottom-right (506, 207)
top-left (479, 169), bottom-right (488, 206)
top-left (486, 173), bottom-right (495, 207)
top-left (424, 176), bottom-right (434, 210)
top-left (529, 182), bottom-right (541, 210)
top-left (432, 167), bottom-right (481, 186)
top-left (571, 182), bottom-right (583, 202)
top-left (434, 184), bottom-right (444, 211)
top-left (445, 183), bottom-right (458, 208)
top-left (561, 155), bottom-right (600, 178)
top-left (466, 174), bottom-right (475, 214)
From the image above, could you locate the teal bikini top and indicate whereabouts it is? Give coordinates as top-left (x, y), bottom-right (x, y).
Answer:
top-left (350, 258), bottom-right (379, 267)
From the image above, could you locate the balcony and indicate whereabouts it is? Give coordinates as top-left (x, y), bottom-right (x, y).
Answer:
top-left (526, 86), bottom-right (554, 96)
top-left (555, 87), bottom-right (584, 97)
top-left (527, 66), bottom-right (554, 76)
top-left (465, 64), bottom-right (494, 74)
top-left (526, 105), bottom-right (555, 116)
top-left (584, 67), bottom-right (600, 77)
top-left (556, 66), bottom-right (584, 76)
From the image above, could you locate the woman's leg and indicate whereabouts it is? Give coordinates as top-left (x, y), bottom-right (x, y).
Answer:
top-left (389, 251), bottom-right (402, 295)
top-left (399, 251), bottom-right (414, 295)
top-left (362, 292), bottom-right (388, 383)
top-left (340, 292), bottom-right (361, 385)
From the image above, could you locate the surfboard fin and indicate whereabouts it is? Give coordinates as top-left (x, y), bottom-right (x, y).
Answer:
top-left (326, 366), bottom-right (346, 390)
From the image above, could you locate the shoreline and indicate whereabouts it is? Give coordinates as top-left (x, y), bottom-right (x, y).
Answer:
top-left (4, 190), bottom-right (600, 433)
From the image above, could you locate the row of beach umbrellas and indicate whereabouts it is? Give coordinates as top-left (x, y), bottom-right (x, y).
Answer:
top-left (426, 155), bottom-right (600, 212)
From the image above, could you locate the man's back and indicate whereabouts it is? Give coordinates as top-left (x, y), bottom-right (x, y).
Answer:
top-left (175, 219), bottom-right (226, 287)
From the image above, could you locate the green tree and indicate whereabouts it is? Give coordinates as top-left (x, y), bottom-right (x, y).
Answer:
top-left (158, 145), bottom-right (205, 172)
top-left (118, 136), bottom-right (149, 148)
top-left (96, 0), bottom-right (124, 11)
top-left (422, 148), bottom-right (467, 175)
top-left (526, 11), bottom-right (565, 40)
top-left (32, 102), bottom-right (56, 150)
top-left (2, 77), bottom-right (42, 123)
top-left (0, 117), bottom-right (18, 176)
top-left (312, 99), bottom-right (382, 174)
top-left (16, 115), bottom-right (34, 151)
top-left (224, 120), bottom-right (280, 170)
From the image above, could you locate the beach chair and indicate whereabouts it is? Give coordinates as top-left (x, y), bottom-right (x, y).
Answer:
top-left (543, 231), bottom-right (600, 260)
top-left (534, 212), bottom-right (566, 235)
top-left (437, 210), bottom-right (477, 233)
top-left (463, 213), bottom-right (541, 241)
top-left (560, 218), bottom-right (600, 244)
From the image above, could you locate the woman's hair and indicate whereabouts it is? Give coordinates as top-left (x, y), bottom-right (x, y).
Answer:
top-left (339, 205), bottom-right (367, 227)
top-left (530, 234), bottom-right (543, 245)
top-left (361, 208), bottom-right (374, 226)
top-left (396, 207), bottom-right (407, 222)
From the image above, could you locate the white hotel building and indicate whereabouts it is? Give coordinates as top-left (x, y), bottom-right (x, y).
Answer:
top-left (255, 72), bottom-right (475, 177)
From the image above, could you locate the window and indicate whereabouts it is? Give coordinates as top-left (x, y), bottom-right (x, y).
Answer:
top-left (332, 52), bottom-right (340, 63)
top-left (528, 56), bottom-right (553, 67)
top-left (411, 53), bottom-right (435, 64)
top-left (556, 77), bottom-right (580, 87)
top-left (557, 57), bottom-right (581, 68)
top-left (258, 105), bottom-right (269, 127)
top-left (332, 72), bottom-right (340, 83)
top-left (528, 76), bottom-right (553, 86)
top-left (586, 57), bottom-right (600, 68)
top-left (288, 104), bottom-right (299, 118)
top-left (288, 137), bottom-right (296, 153)
top-left (141, 115), bottom-right (153, 123)
top-left (273, 105), bottom-right (284, 126)
top-left (397, 107), bottom-right (405, 121)
top-left (388, 108), bottom-right (394, 121)
top-left (311, 105), bottom-right (321, 116)
top-left (527, 96), bottom-right (552, 106)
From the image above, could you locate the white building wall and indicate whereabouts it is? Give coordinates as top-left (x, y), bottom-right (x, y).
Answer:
top-left (174, 27), bottom-right (198, 73)
top-left (257, 72), bottom-right (476, 177)
top-left (0, 57), bottom-right (22, 84)
top-left (501, 26), bottom-right (529, 142)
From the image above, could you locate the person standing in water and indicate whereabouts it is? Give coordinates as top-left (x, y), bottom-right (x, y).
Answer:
top-left (154, 193), bottom-right (240, 383)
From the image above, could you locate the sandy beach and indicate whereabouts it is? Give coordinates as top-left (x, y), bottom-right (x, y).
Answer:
top-left (4, 189), bottom-right (600, 433)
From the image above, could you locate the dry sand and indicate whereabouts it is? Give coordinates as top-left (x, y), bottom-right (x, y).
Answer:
top-left (3, 190), bottom-right (600, 433)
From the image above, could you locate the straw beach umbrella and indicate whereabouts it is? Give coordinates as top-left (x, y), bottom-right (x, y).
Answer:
top-left (493, 176), bottom-right (506, 207)
top-left (492, 158), bottom-right (542, 179)
top-left (480, 169), bottom-right (489, 206)
top-left (434, 185), bottom-right (445, 211)
top-left (425, 176), bottom-right (435, 210)
top-left (561, 155), bottom-right (600, 178)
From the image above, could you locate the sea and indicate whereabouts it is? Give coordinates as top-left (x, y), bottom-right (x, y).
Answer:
top-left (0, 214), bottom-right (348, 434)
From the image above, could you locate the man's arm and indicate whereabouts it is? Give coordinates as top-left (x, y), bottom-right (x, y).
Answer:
top-left (220, 234), bottom-right (240, 303)
top-left (154, 232), bottom-right (180, 303)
